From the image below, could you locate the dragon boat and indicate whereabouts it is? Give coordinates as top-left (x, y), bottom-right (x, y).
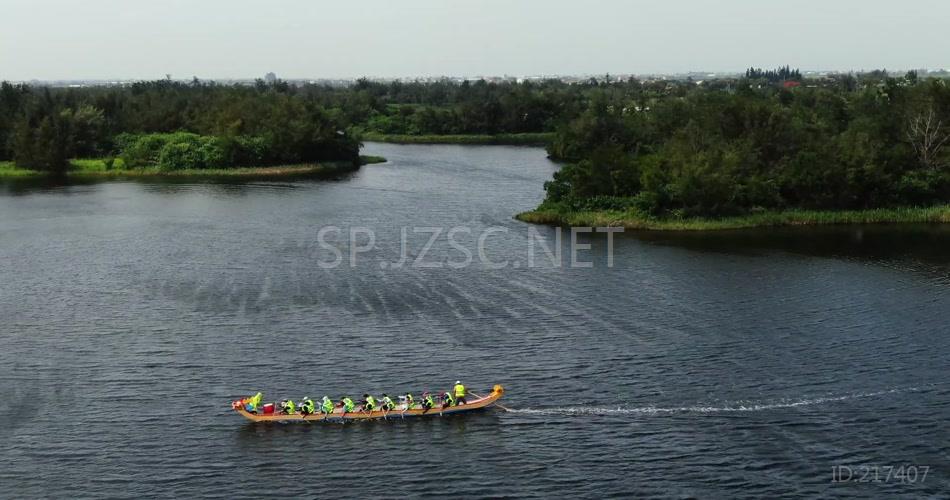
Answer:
top-left (232, 384), bottom-right (505, 422)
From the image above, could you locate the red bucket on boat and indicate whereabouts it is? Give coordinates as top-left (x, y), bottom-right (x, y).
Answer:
top-left (262, 403), bottom-right (275, 415)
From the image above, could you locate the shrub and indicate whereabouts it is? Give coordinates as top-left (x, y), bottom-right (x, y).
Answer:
top-left (156, 134), bottom-right (224, 170)
top-left (221, 135), bottom-right (268, 166)
top-left (120, 133), bottom-right (176, 168)
top-left (119, 132), bottom-right (228, 170)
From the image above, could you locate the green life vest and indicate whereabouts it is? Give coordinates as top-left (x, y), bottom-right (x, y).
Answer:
top-left (382, 396), bottom-right (394, 409)
top-left (301, 399), bottom-right (314, 413)
top-left (444, 393), bottom-right (455, 405)
top-left (322, 398), bottom-right (334, 413)
top-left (454, 384), bottom-right (466, 398)
top-left (365, 396), bottom-right (376, 410)
top-left (423, 395), bottom-right (434, 407)
top-left (342, 398), bottom-right (355, 412)
top-left (285, 400), bottom-right (296, 413)
top-left (405, 394), bottom-right (414, 408)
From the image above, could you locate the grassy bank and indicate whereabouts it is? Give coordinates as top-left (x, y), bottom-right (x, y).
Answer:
top-left (0, 157), bottom-right (384, 179)
top-left (362, 132), bottom-right (554, 146)
top-left (516, 206), bottom-right (950, 231)
top-left (359, 155), bottom-right (387, 165)
top-left (0, 161), bottom-right (40, 178)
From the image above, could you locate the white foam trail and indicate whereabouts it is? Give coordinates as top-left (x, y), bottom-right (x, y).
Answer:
top-left (506, 387), bottom-right (922, 416)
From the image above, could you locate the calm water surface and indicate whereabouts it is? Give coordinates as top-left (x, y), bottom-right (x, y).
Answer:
top-left (1, 143), bottom-right (949, 498)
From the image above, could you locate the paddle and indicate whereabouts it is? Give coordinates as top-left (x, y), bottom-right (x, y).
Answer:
top-left (379, 397), bottom-right (395, 419)
top-left (336, 405), bottom-right (346, 423)
top-left (399, 396), bottom-right (413, 418)
top-left (438, 394), bottom-right (452, 416)
top-left (340, 400), bottom-right (351, 422)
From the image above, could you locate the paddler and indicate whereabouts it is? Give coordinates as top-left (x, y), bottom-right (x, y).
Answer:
top-left (244, 392), bottom-right (263, 412)
top-left (321, 396), bottom-right (335, 415)
top-left (381, 394), bottom-right (396, 411)
top-left (362, 394), bottom-right (377, 412)
top-left (421, 392), bottom-right (435, 412)
top-left (341, 396), bottom-right (355, 414)
top-left (280, 399), bottom-right (296, 415)
top-left (403, 393), bottom-right (415, 410)
top-left (441, 391), bottom-right (455, 409)
top-left (300, 397), bottom-right (315, 415)
top-left (453, 381), bottom-right (467, 405)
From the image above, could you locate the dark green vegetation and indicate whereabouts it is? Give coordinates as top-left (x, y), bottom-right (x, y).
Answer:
top-left (517, 205), bottom-right (950, 231)
top-left (0, 158), bottom-right (362, 180)
top-left (0, 77), bottom-right (586, 174)
top-left (348, 78), bottom-right (584, 138)
top-left (745, 66), bottom-right (802, 83)
top-left (4, 70), bottom-right (950, 230)
top-left (113, 131), bottom-right (359, 171)
top-left (530, 70), bottom-right (950, 227)
top-left (358, 155), bottom-right (387, 165)
top-left (0, 80), bottom-right (360, 175)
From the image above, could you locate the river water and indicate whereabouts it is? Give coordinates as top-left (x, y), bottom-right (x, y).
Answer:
top-left (1, 143), bottom-right (948, 498)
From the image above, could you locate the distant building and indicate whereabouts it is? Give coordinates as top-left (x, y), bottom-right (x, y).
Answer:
top-left (264, 72), bottom-right (277, 84)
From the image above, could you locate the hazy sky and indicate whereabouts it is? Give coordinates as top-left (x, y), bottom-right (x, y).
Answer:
top-left (2, 0), bottom-right (948, 80)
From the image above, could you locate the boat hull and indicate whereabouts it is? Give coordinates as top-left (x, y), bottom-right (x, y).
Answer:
top-left (233, 385), bottom-right (505, 422)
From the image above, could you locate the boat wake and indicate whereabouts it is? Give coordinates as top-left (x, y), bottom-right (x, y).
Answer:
top-left (505, 385), bottom-right (937, 416)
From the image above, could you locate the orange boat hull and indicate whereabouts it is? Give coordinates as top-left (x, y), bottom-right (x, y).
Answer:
top-left (233, 385), bottom-right (505, 422)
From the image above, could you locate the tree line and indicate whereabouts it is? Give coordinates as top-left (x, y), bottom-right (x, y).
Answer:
top-left (0, 79), bottom-right (361, 173)
top-left (5, 69), bottom-right (950, 217)
top-left (541, 71), bottom-right (950, 216)
top-left (745, 66), bottom-right (802, 83)
top-left (345, 78), bottom-right (588, 135)
top-left (1, 76), bottom-right (617, 173)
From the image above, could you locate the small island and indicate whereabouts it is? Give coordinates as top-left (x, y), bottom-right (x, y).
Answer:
top-left (0, 80), bottom-right (380, 180)
top-left (0, 155), bottom-right (386, 180)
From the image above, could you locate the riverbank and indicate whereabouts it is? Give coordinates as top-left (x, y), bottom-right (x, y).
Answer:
top-left (359, 155), bottom-right (387, 165)
top-left (362, 132), bottom-right (553, 146)
top-left (0, 156), bottom-right (385, 179)
top-left (516, 206), bottom-right (950, 231)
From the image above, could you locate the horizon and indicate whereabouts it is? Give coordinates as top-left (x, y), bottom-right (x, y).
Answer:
top-left (7, 66), bottom-right (949, 85)
top-left (2, 0), bottom-right (949, 81)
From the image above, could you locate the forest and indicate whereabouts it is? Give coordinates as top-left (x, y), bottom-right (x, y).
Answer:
top-left (539, 72), bottom-right (950, 217)
top-left (3, 70), bottom-right (950, 219)
top-left (0, 80), bottom-right (362, 173)
top-left (0, 77), bottom-right (586, 173)
top-left (344, 78), bottom-right (582, 137)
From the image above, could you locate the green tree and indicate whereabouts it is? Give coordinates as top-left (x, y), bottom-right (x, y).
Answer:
top-left (13, 112), bottom-right (72, 173)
